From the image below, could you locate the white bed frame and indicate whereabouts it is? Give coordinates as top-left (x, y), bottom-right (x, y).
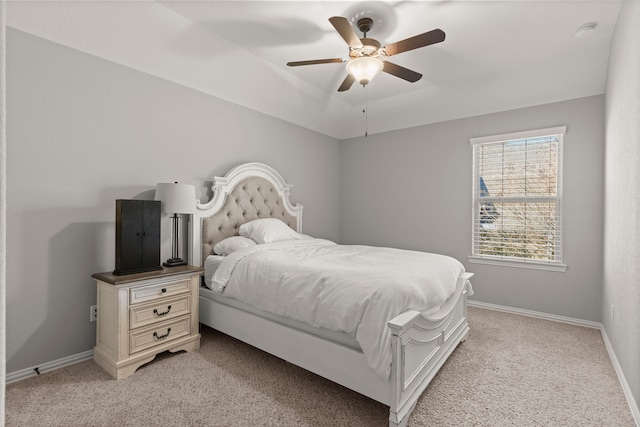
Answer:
top-left (189, 163), bottom-right (473, 427)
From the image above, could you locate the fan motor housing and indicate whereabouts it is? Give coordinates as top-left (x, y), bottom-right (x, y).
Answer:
top-left (350, 37), bottom-right (381, 58)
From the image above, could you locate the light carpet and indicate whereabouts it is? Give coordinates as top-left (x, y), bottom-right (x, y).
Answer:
top-left (5, 306), bottom-right (636, 426)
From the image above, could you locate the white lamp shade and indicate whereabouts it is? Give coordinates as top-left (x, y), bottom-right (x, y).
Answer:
top-left (346, 57), bottom-right (383, 85)
top-left (155, 183), bottom-right (196, 214)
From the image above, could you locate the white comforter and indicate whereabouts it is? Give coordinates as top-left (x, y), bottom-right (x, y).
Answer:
top-left (209, 239), bottom-right (464, 379)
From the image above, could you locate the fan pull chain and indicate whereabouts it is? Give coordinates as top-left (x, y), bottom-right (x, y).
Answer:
top-left (363, 85), bottom-right (368, 137)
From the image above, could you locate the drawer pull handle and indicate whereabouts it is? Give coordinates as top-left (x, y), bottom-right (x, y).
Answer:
top-left (153, 305), bottom-right (172, 317)
top-left (161, 288), bottom-right (167, 293)
top-left (153, 328), bottom-right (171, 340)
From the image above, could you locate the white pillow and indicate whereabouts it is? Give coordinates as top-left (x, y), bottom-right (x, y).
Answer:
top-left (213, 236), bottom-right (257, 256)
top-left (239, 218), bottom-right (302, 244)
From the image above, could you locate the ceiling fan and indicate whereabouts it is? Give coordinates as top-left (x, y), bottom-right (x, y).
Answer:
top-left (287, 16), bottom-right (445, 92)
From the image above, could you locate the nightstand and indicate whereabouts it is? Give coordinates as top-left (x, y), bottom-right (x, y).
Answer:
top-left (92, 265), bottom-right (203, 379)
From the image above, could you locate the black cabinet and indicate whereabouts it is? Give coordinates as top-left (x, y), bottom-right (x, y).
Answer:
top-left (113, 199), bottom-right (162, 275)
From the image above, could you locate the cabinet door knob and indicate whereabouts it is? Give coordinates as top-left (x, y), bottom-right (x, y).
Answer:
top-left (161, 288), bottom-right (167, 293)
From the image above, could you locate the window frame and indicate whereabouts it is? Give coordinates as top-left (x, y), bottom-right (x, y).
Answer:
top-left (468, 126), bottom-right (567, 272)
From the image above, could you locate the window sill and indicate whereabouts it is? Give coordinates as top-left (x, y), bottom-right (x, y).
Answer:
top-left (468, 255), bottom-right (567, 272)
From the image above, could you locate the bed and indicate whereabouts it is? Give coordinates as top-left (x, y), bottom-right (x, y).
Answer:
top-left (188, 162), bottom-right (473, 427)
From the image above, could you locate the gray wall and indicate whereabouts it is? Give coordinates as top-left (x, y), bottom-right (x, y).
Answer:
top-left (6, 29), bottom-right (341, 373)
top-left (1, 1), bottom-right (7, 417)
top-left (341, 95), bottom-right (605, 322)
top-left (603, 0), bottom-right (640, 411)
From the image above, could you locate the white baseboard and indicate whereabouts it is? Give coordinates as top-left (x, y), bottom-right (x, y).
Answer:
top-left (601, 328), bottom-right (640, 427)
top-left (5, 349), bottom-right (94, 384)
top-left (467, 299), bottom-right (602, 329)
top-left (469, 299), bottom-right (639, 426)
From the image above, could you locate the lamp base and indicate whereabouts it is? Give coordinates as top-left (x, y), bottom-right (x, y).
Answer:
top-left (163, 258), bottom-right (187, 267)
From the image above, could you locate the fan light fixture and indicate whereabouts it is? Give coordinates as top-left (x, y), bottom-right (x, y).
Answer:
top-left (346, 57), bottom-right (383, 86)
top-left (286, 15), bottom-right (445, 136)
top-left (286, 16), bottom-right (445, 92)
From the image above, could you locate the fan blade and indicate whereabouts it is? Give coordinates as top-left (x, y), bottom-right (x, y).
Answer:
top-left (382, 61), bottom-right (422, 83)
top-left (337, 74), bottom-right (356, 92)
top-left (383, 29), bottom-right (445, 56)
top-left (329, 16), bottom-right (363, 49)
top-left (287, 58), bottom-right (344, 67)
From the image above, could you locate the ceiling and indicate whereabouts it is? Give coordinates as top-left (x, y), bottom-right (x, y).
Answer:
top-left (7, 1), bottom-right (622, 139)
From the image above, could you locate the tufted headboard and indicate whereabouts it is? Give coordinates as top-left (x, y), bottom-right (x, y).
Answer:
top-left (189, 163), bottom-right (303, 266)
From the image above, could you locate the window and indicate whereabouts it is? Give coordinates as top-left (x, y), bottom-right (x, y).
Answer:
top-left (469, 126), bottom-right (567, 272)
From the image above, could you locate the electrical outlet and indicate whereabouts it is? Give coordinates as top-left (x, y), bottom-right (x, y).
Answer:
top-left (610, 304), bottom-right (614, 322)
top-left (90, 305), bottom-right (97, 322)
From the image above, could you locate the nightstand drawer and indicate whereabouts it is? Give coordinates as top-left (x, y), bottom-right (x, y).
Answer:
top-left (129, 279), bottom-right (190, 305)
top-left (129, 315), bottom-right (191, 354)
top-left (129, 295), bottom-right (191, 330)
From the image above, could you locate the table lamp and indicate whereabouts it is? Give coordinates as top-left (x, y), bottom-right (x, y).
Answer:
top-left (155, 182), bottom-right (196, 267)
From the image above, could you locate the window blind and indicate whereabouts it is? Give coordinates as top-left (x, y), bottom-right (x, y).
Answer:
top-left (470, 126), bottom-right (566, 270)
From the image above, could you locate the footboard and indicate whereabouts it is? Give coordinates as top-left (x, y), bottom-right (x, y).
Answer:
top-left (387, 272), bottom-right (473, 427)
